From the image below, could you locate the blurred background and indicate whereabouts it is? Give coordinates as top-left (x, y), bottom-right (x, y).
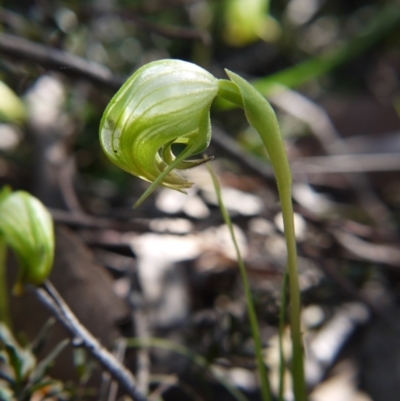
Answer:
top-left (1, 0), bottom-right (400, 400)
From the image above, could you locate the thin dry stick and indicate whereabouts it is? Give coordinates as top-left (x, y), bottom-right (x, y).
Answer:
top-left (108, 338), bottom-right (128, 401)
top-left (0, 33), bottom-right (122, 90)
top-left (131, 300), bottom-right (151, 395)
top-left (293, 153), bottom-right (400, 174)
top-left (119, 13), bottom-right (210, 44)
top-left (34, 280), bottom-right (148, 401)
top-left (99, 338), bottom-right (128, 401)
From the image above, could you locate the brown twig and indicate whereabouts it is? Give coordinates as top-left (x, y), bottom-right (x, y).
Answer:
top-left (129, 290), bottom-right (151, 395)
top-left (0, 33), bottom-right (122, 90)
top-left (332, 229), bottom-right (400, 268)
top-left (120, 13), bottom-right (211, 44)
top-left (99, 337), bottom-right (128, 401)
top-left (132, 0), bottom-right (206, 14)
top-left (293, 153), bottom-right (400, 174)
top-left (49, 208), bottom-right (151, 232)
top-left (78, 3), bottom-right (210, 43)
top-left (34, 280), bottom-right (148, 401)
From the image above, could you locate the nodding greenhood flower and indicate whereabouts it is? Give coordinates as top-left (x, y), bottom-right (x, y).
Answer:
top-left (99, 59), bottom-right (306, 401)
top-left (100, 58), bottom-right (291, 207)
top-left (100, 60), bottom-right (218, 195)
top-left (0, 188), bottom-right (54, 293)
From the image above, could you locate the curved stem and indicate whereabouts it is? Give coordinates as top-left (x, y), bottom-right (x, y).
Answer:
top-left (218, 72), bottom-right (306, 401)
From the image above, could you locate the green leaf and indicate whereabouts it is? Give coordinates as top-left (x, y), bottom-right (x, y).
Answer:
top-left (0, 323), bottom-right (36, 384)
top-left (28, 339), bottom-right (69, 386)
top-left (30, 318), bottom-right (56, 356)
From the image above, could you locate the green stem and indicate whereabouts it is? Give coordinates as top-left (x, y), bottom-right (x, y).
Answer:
top-left (0, 235), bottom-right (10, 326)
top-left (208, 164), bottom-right (272, 401)
top-left (218, 71), bottom-right (306, 401)
top-left (278, 185), bottom-right (305, 401)
top-left (278, 272), bottom-right (288, 401)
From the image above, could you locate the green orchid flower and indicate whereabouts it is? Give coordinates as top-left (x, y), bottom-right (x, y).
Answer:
top-left (99, 59), bottom-right (306, 401)
top-left (99, 59), bottom-right (290, 208)
top-left (0, 188), bottom-right (54, 293)
top-left (100, 59), bottom-right (217, 198)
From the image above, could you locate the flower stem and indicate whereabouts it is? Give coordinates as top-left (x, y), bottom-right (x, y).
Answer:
top-left (278, 272), bottom-right (288, 401)
top-left (208, 164), bottom-right (272, 401)
top-left (218, 72), bottom-right (306, 401)
top-left (278, 185), bottom-right (305, 401)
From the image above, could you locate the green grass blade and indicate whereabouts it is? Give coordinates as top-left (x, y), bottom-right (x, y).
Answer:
top-left (254, 3), bottom-right (400, 95)
top-left (207, 164), bottom-right (272, 401)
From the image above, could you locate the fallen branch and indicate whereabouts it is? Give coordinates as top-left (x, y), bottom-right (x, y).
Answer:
top-left (33, 280), bottom-right (148, 401)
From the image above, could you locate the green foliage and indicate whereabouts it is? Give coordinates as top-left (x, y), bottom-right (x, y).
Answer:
top-left (0, 320), bottom-right (69, 401)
